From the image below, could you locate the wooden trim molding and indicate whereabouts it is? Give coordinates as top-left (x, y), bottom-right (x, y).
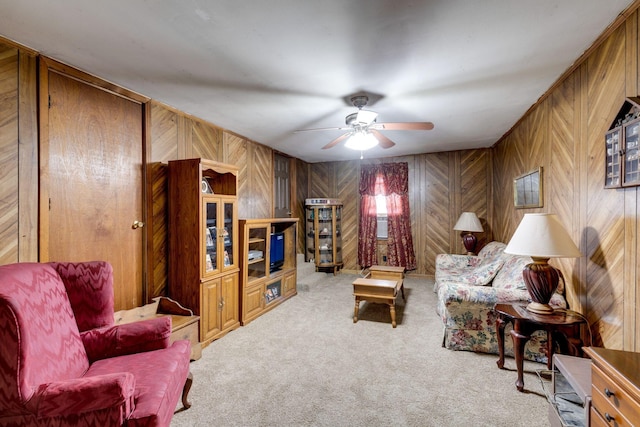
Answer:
top-left (40, 56), bottom-right (149, 104)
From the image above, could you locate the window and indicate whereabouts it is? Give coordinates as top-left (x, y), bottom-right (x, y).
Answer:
top-left (375, 194), bottom-right (388, 239)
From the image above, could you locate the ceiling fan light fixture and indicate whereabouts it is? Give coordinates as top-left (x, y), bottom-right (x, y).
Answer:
top-left (344, 131), bottom-right (378, 151)
top-left (355, 109), bottom-right (378, 125)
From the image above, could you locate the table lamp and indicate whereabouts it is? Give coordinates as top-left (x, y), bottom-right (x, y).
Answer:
top-left (453, 212), bottom-right (483, 255)
top-left (504, 213), bottom-right (581, 315)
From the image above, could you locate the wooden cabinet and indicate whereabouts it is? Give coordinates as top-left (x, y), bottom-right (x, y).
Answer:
top-left (605, 97), bottom-right (640, 188)
top-left (584, 347), bottom-right (640, 426)
top-left (168, 158), bottom-right (240, 347)
top-left (239, 218), bottom-right (298, 325)
top-left (305, 198), bottom-right (343, 274)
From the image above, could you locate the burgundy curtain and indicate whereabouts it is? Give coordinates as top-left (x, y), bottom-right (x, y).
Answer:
top-left (358, 162), bottom-right (416, 270)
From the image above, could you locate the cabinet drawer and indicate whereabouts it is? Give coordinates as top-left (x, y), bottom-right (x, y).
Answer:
top-left (171, 320), bottom-right (199, 344)
top-left (592, 365), bottom-right (640, 425)
top-left (590, 407), bottom-right (610, 427)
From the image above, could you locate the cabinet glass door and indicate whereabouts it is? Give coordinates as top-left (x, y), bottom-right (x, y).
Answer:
top-left (305, 207), bottom-right (315, 262)
top-left (605, 128), bottom-right (621, 188)
top-left (222, 201), bottom-right (235, 269)
top-left (205, 199), bottom-right (218, 273)
top-left (318, 207), bottom-right (333, 265)
top-left (335, 205), bottom-right (342, 264)
top-left (247, 226), bottom-right (267, 282)
top-left (625, 120), bottom-right (640, 186)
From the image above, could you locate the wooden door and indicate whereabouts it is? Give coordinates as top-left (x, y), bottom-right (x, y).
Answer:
top-left (274, 153), bottom-right (291, 217)
top-left (44, 70), bottom-right (144, 310)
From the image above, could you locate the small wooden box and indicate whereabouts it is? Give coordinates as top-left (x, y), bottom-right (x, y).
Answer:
top-left (368, 265), bottom-right (406, 283)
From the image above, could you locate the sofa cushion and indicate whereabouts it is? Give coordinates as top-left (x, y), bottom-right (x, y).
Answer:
top-left (438, 257), bottom-right (505, 287)
top-left (492, 253), bottom-right (532, 290)
top-left (477, 241), bottom-right (506, 260)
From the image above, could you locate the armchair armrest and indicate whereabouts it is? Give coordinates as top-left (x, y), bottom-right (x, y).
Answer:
top-left (81, 316), bottom-right (171, 363)
top-left (27, 372), bottom-right (135, 418)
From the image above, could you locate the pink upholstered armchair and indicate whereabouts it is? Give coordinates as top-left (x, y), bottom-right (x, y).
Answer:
top-left (0, 261), bottom-right (192, 427)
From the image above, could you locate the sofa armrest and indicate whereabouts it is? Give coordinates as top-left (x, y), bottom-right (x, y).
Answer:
top-left (436, 282), bottom-right (567, 324)
top-left (81, 317), bottom-right (171, 363)
top-left (27, 372), bottom-right (135, 418)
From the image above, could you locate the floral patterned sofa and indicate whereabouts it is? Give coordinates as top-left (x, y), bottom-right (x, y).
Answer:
top-left (434, 241), bottom-right (567, 363)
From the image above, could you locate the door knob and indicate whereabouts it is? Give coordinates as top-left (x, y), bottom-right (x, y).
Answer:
top-left (132, 220), bottom-right (145, 229)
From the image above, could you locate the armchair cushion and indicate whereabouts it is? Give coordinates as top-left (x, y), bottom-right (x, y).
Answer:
top-left (50, 261), bottom-right (115, 332)
top-left (81, 317), bottom-right (172, 363)
top-left (86, 340), bottom-right (191, 427)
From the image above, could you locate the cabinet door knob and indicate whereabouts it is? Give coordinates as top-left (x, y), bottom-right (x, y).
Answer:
top-left (131, 220), bottom-right (145, 229)
top-left (604, 388), bottom-right (614, 398)
top-left (605, 412), bottom-right (615, 422)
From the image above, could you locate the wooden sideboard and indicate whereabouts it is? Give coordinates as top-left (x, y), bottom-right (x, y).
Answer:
top-left (583, 346), bottom-right (640, 425)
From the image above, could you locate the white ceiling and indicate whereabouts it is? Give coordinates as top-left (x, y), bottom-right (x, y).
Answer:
top-left (0, 0), bottom-right (635, 163)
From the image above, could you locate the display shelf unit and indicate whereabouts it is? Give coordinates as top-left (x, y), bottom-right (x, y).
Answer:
top-left (605, 97), bottom-right (640, 188)
top-left (239, 218), bottom-right (298, 325)
top-left (305, 198), bottom-right (343, 274)
top-left (168, 158), bottom-right (240, 347)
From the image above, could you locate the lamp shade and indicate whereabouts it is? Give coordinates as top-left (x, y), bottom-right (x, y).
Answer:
top-left (504, 213), bottom-right (581, 258)
top-left (453, 212), bottom-right (483, 233)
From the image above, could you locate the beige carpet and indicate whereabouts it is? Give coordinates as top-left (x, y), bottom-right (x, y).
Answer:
top-left (171, 262), bottom-right (552, 426)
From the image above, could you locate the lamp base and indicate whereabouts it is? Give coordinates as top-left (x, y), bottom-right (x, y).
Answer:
top-left (526, 301), bottom-right (555, 315)
top-left (461, 233), bottom-right (477, 255)
top-left (522, 257), bottom-right (559, 316)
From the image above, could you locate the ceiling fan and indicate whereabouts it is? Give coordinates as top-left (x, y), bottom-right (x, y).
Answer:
top-left (296, 95), bottom-right (434, 150)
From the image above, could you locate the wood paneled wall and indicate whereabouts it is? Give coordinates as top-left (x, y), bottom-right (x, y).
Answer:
top-left (0, 45), bottom-right (38, 266)
top-left (491, 9), bottom-right (640, 351)
top-left (147, 101), bottom-right (276, 298)
top-left (0, 45), bottom-right (19, 264)
top-left (4, 3), bottom-right (640, 349)
top-left (308, 149), bottom-right (492, 276)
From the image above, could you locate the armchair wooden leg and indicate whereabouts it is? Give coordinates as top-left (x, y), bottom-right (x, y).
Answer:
top-left (182, 371), bottom-right (193, 409)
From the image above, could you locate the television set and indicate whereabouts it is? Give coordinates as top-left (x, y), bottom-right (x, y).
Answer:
top-left (270, 231), bottom-right (285, 271)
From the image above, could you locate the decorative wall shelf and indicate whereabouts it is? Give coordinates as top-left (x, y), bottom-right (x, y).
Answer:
top-left (605, 97), bottom-right (640, 188)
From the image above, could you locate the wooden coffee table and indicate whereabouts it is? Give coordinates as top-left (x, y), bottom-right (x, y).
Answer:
top-left (494, 302), bottom-right (587, 392)
top-left (352, 277), bottom-right (405, 328)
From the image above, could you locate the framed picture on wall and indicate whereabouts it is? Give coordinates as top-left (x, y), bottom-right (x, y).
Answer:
top-left (514, 167), bottom-right (543, 208)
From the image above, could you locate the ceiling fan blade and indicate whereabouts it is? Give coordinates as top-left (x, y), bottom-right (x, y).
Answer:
top-left (371, 130), bottom-right (395, 149)
top-left (322, 133), bottom-right (351, 149)
top-left (294, 126), bottom-right (350, 133)
top-left (372, 122), bottom-right (434, 131)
